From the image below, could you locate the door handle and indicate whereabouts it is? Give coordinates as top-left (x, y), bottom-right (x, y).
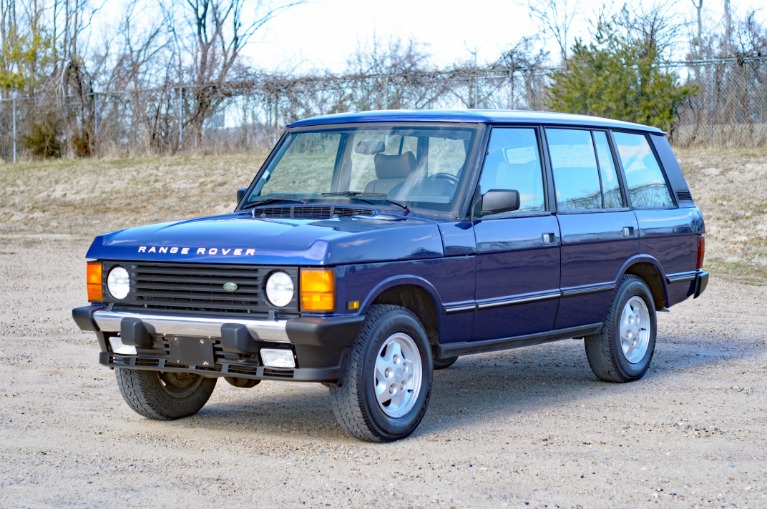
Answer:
top-left (623, 226), bottom-right (636, 237)
top-left (541, 232), bottom-right (557, 245)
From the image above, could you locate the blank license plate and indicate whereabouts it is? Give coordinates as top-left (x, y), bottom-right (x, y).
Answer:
top-left (168, 337), bottom-right (215, 368)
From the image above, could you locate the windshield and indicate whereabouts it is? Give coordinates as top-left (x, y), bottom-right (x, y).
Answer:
top-left (242, 125), bottom-right (479, 215)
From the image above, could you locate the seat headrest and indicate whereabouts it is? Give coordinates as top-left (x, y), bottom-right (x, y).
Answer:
top-left (374, 151), bottom-right (416, 179)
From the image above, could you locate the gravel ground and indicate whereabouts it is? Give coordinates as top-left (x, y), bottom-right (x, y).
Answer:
top-left (0, 233), bottom-right (765, 508)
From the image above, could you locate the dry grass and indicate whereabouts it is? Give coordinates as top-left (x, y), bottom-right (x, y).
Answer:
top-left (675, 147), bottom-right (767, 283)
top-left (0, 152), bottom-right (268, 237)
top-left (1, 148), bottom-right (765, 282)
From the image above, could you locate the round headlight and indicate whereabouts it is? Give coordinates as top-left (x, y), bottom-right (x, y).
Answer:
top-left (107, 266), bottom-right (130, 300)
top-left (265, 271), bottom-right (294, 307)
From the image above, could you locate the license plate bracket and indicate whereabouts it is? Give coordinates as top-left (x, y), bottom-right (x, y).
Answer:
top-left (168, 337), bottom-right (215, 368)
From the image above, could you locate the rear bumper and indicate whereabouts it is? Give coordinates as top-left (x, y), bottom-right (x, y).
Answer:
top-left (693, 270), bottom-right (709, 298)
top-left (72, 305), bottom-right (364, 383)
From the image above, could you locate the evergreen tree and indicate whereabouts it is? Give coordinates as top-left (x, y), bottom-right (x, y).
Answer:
top-left (547, 14), bottom-right (696, 133)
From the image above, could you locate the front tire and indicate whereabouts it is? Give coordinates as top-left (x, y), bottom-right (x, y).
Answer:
top-left (115, 369), bottom-right (217, 420)
top-left (329, 305), bottom-right (433, 442)
top-left (585, 275), bottom-right (657, 382)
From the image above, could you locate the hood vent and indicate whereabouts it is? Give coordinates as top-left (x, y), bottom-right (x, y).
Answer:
top-left (252, 205), bottom-right (376, 220)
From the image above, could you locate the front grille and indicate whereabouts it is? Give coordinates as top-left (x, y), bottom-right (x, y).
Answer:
top-left (105, 262), bottom-right (299, 317)
top-left (253, 205), bottom-right (375, 219)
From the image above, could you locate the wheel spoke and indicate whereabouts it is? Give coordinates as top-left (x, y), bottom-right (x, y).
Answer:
top-left (401, 359), bottom-right (413, 383)
top-left (375, 379), bottom-right (391, 407)
top-left (389, 341), bottom-right (403, 364)
top-left (623, 338), bottom-right (637, 358)
top-left (389, 385), bottom-right (405, 408)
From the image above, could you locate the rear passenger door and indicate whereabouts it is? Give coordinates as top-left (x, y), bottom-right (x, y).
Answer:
top-left (471, 127), bottom-right (561, 341)
top-left (546, 128), bottom-right (640, 330)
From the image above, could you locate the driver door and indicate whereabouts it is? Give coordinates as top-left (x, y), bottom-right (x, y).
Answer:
top-left (471, 127), bottom-right (561, 341)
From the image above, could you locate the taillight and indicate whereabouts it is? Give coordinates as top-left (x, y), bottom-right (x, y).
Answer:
top-left (696, 235), bottom-right (705, 269)
top-left (87, 261), bottom-right (103, 302)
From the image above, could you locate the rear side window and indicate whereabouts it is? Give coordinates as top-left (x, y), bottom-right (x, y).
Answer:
top-left (546, 129), bottom-right (602, 211)
top-left (593, 131), bottom-right (624, 208)
top-left (613, 132), bottom-right (674, 208)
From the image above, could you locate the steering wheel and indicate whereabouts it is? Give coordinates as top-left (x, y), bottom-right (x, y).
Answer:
top-left (429, 173), bottom-right (459, 186)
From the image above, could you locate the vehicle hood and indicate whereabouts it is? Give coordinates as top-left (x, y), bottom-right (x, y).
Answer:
top-left (85, 211), bottom-right (445, 265)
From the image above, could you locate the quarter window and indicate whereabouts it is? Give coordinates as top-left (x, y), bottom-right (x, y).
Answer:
top-left (478, 128), bottom-right (545, 213)
top-left (613, 132), bottom-right (674, 208)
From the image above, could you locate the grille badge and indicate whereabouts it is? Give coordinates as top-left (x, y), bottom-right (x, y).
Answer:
top-left (223, 282), bottom-right (238, 292)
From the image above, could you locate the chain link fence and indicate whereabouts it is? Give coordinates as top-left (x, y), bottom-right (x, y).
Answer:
top-left (674, 58), bottom-right (767, 146)
top-left (1, 58), bottom-right (765, 161)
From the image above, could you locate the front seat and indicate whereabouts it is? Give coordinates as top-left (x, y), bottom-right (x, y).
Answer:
top-left (364, 151), bottom-right (416, 195)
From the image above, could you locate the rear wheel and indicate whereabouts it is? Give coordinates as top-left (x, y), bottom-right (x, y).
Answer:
top-left (432, 356), bottom-right (458, 370)
top-left (585, 275), bottom-right (657, 382)
top-left (329, 305), bottom-right (433, 442)
top-left (115, 369), bottom-right (217, 420)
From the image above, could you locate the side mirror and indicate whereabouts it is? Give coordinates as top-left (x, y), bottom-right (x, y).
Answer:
top-left (237, 188), bottom-right (247, 203)
top-left (481, 189), bottom-right (520, 215)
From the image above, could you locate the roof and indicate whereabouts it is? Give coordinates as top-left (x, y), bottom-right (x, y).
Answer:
top-left (287, 109), bottom-right (665, 134)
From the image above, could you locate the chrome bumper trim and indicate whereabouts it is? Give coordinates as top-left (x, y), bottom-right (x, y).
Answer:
top-left (92, 310), bottom-right (290, 343)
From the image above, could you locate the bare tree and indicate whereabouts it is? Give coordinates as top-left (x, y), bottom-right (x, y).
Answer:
top-left (526, 0), bottom-right (578, 70)
top-left (690, 0), bottom-right (704, 58)
top-left (162, 0), bottom-right (303, 149)
top-left (344, 35), bottom-right (442, 110)
top-left (722, 0), bottom-right (732, 56)
top-left (495, 36), bottom-right (550, 110)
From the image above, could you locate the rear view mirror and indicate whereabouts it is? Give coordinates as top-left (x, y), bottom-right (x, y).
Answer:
top-left (481, 189), bottom-right (520, 215)
top-left (355, 140), bottom-right (385, 155)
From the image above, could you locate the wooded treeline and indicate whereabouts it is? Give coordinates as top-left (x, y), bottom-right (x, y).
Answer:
top-left (1, 0), bottom-right (766, 160)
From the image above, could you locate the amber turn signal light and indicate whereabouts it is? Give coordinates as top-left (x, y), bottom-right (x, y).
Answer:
top-left (300, 268), bottom-right (334, 312)
top-left (87, 261), bottom-right (103, 302)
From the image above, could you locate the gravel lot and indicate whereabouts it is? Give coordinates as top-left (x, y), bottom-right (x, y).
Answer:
top-left (1, 233), bottom-right (765, 508)
top-left (1, 148), bottom-right (766, 508)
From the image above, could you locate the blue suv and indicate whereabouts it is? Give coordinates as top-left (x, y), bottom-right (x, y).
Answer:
top-left (72, 110), bottom-right (708, 442)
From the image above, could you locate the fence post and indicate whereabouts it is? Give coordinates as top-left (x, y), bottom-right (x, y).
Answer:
top-left (12, 93), bottom-right (17, 163)
top-left (509, 68), bottom-right (514, 109)
top-left (177, 87), bottom-right (184, 150)
top-left (93, 93), bottom-right (99, 157)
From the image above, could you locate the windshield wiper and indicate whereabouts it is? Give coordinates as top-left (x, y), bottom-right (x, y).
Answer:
top-left (241, 197), bottom-right (308, 210)
top-left (321, 192), bottom-right (409, 214)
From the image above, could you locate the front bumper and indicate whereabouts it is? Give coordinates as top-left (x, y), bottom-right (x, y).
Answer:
top-left (81, 308), bottom-right (293, 342)
top-left (72, 305), bottom-right (364, 383)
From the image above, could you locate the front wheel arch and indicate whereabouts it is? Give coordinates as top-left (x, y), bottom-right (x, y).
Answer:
top-left (371, 283), bottom-right (440, 349)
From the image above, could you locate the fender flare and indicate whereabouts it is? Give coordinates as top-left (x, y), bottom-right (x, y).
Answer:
top-left (617, 255), bottom-right (669, 308)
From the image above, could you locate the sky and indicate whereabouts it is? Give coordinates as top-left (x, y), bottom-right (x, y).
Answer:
top-left (244, 0), bottom-right (766, 73)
